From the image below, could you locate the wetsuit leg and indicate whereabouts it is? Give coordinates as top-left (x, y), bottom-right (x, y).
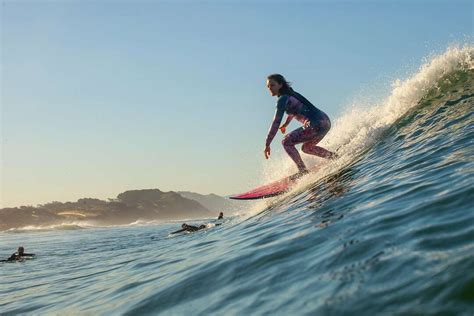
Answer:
top-left (282, 119), bottom-right (335, 171)
top-left (301, 118), bottom-right (337, 159)
top-left (282, 127), bottom-right (320, 172)
top-left (302, 142), bottom-right (336, 158)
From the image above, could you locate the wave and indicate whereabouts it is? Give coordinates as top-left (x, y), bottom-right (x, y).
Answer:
top-left (252, 44), bottom-right (473, 214)
top-left (329, 45), bottom-right (472, 156)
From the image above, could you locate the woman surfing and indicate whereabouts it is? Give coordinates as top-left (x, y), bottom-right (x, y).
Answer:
top-left (264, 74), bottom-right (337, 175)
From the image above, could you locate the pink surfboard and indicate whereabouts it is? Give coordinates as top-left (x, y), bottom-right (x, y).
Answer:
top-left (230, 165), bottom-right (322, 200)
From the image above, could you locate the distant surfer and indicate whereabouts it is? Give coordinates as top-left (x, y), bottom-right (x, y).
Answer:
top-left (171, 223), bottom-right (207, 234)
top-left (264, 74), bottom-right (337, 174)
top-left (217, 212), bottom-right (224, 220)
top-left (3, 246), bottom-right (35, 262)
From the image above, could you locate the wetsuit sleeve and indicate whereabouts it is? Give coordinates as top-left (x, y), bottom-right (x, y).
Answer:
top-left (265, 96), bottom-right (287, 147)
top-left (171, 229), bottom-right (186, 234)
top-left (283, 114), bottom-right (294, 127)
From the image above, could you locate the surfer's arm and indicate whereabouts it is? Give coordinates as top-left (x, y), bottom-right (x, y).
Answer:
top-left (170, 229), bottom-right (186, 234)
top-left (281, 115), bottom-right (294, 128)
top-left (280, 115), bottom-right (294, 134)
top-left (265, 96), bottom-right (287, 147)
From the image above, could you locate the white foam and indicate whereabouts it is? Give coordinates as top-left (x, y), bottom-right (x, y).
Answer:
top-left (4, 222), bottom-right (94, 232)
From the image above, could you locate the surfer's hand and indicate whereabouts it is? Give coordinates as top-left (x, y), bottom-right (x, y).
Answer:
top-left (264, 146), bottom-right (271, 159)
top-left (279, 125), bottom-right (286, 134)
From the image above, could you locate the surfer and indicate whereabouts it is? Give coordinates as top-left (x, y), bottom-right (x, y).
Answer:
top-left (264, 74), bottom-right (337, 174)
top-left (171, 223), bottom-right (207, 234)
top-left (217, 212), bottom-right (224, 220)
top-left (4, 247), bottom-right (35, 262)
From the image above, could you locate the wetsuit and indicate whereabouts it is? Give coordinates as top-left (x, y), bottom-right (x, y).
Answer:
top-left (171, 224), bottom-right (206, 234)
top-left (266, 90), bottom-right (334, 172)
top-left (6, 252), bottom-right (35, 261)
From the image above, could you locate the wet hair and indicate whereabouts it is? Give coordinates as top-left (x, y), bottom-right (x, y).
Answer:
top-left (267, 74), bottom-right (294, 95)
top-left (182, 223), bottom-right (187, 229)
top-left (18, 247), bottom-right (24, 254)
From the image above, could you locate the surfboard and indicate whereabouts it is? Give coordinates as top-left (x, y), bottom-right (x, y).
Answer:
top-left (230, 165), bottom-right (322, 200)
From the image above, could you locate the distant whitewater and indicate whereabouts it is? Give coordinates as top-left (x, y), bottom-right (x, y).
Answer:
top-left (1, 45), bottom-right (473, 315)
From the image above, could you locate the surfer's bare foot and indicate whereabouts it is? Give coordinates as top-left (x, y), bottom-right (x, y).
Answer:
top-left (329, 148), bottom-right (342, 160)
top-left (327, 151), bottom-right (339, 160)
top-left (299, 169), bottom-right (309, 175)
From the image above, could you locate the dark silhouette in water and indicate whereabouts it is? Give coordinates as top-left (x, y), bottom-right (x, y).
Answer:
top-left (2, 247), bottom-right (36, 262)
top-left (170, 212), bottom-right (226, 235)
top-left (171, 223), bottom-right (207, 234)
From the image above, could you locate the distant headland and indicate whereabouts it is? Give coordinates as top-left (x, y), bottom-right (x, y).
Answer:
top-left (0, 189), bottom-right (241, 231)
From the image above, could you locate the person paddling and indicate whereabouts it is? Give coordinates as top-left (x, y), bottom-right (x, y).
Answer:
top-left (171, 223), bottom-right (206, 234)
top-left (264, 74), bottom-right (337, 174)
top-left (4, 246), bottom-right (35, 262)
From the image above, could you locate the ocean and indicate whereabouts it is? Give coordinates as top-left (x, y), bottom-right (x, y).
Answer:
top-left (1, 45), bottom-right (473, 315)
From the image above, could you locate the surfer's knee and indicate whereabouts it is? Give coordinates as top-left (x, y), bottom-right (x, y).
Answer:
top-left (301, 142), bottom-right (312, 154)
top-left (282, 135), bottom-right (295, 148)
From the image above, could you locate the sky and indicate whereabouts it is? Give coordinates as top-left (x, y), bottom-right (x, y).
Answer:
top-left (1, 0), bottom-right (472, 208)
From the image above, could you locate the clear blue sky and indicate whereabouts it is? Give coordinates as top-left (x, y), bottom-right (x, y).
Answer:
top-left (1, 0), bottom-right (472, 207)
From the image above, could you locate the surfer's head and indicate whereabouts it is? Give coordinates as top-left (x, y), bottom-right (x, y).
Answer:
top-left (266, 74), bottom-right (292, 96)
top-left (18, 247), bottom-right (24, 255)
top-left (181, 224), bottom-right (188, 229)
